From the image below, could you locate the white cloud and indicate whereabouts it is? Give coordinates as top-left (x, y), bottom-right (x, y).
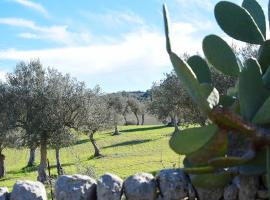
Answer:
top-left (175, 0), bottom-right (213, 10)
top-left (0, 18), bottom-right (36, 29)
top-left (17, 32), bottom-right (38, 39)
top-left (0, 23), bottom-right (202, 85)
top-left (0, 18), bottom-right (92, 46)
top-left (0, 31), bottom-right (165, 75)
top-left (80, 10), bottom-right (144, 28)
top-left (12, 0), bottom-right (49, 17)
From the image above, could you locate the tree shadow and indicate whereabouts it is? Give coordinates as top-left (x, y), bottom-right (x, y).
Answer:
top-left (0, 176), bottom-right (21, 182)
top-left (8, 165), bottom-right (39, 175)
top-left (8, 162), bottom-right (74, 175)
top-left (87, 154), bottom-right (105, 160)
top-left (74, 139), bottom-right (89, 146)
top-left (49, 162), bottom-right (74, 169)
top-left (103, 139), bottom-right (152, 149)
top-left (120, 125), bottom-right (167, 133)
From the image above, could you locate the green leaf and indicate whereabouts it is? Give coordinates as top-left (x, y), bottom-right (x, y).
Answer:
top-left (263, 64), bottom-right (270, 88)
top-left (252, 96), bottom-right (270, 124)
top-left (239, 149), bottom-right (266, 175)
top-left (239, 58), bottom-right (268, 121)
top-left (163, 4), bottom-right (172, 54)
top-left (219, 95), bottom-right (236, 108)
top-left (258, 40), bottom-right (270, 73)
top-left (200, 83), bottom-right (220, 109)
top-left (215, 1), bottom-right (265, 44)
top-left (268, 1), bottom-right (270, 32)
top-left (187, 55), bottom-right (212, 84)
top-left (267, 147), bottom-right (270, 199)
top-left (183, 166), bottom-right (215, 174)
top-left (242, 0), bottom-right (266, 38)
top-left (170, 53), bottom-right (212, 114)
top-left (187, 129), bottom-right (228, 165)
top-left (203, 34), bottom-right (240, 77)
top-left (191, 172), bottom-right (232, 189)
top-left (208, 156), bottom-right (250, 168)
top-left (169, 124), bottom-right (218, 155)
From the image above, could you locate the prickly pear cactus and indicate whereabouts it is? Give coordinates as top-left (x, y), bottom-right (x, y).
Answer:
top-left (163, 0), bottom-right (270, 197)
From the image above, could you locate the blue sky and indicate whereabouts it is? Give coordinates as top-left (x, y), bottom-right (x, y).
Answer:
top-left (0, 0), bottom-right (268, 92)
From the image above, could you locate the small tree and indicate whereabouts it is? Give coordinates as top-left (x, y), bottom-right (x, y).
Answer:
top-left (78, 87), bottom-right (112, 157)
top-left (149, 72), bottom-right (204, 131)
top-left (127, 97), bottom-right (142, 125)
top-left (106, 94), bottom-right (125, 135)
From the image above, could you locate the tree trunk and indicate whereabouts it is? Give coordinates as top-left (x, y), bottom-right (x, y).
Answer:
top-left (123, 115), bottom-right (128, 125)
top-left (37, 141), bottom-right (47, 183)
top-left (89, 131), bottom-right (101, 157)
top-left (27, 148), bottom-right (36, 167)
top-left (56, 147), bottom-right (64, 175)
top-left (113, 124), bottom-right (120, 135)
top-left (141, 114), bottom-right (145, 125)
top-left (0, 152), bottom-right (5, 178)
top-left (173, 116), bottom-right (179, 132)
top-left (135, 113), bottom-right (139, 125)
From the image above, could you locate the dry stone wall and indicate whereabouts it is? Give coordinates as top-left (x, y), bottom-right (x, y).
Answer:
top-left (0, 169), bottom-right (268, 200)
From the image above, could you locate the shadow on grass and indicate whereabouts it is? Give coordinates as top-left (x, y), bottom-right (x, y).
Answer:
top-left (103, 139), bottom-right (152, 149)
top-left (74, 139), bottom-right (89, 146)
top-left (8, 162), bottom-right (74, 175)
top-left (87, 154), bottom-right (105, 160)
top-left (0, 176), bottom-right (21, 182)
top-left (120, 125), bottom-right (167, 133)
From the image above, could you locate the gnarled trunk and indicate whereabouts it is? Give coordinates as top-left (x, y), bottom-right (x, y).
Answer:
top-left (56, 147), bottom-right (64, 175)
top-left (123, 114), bottom-right (128, 125)
top-left (89, 131), bottom-right (101, 157)
top-left (27, 148), bottom-right (36, 167)
top-left (135, 113), bottom-right (139, 125)
top-left (0, 152), bottom-right (5, 178)
top-left (113, 123), bottom-right (120, 136)
top-left (141, 114), bottom-right (145, 125)
top-left (172, 116), bottom-right (179, 132)
top-left (37, 141), bottom-right (47, 183)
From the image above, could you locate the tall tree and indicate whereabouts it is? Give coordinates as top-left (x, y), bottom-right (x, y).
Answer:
top-left (7, 61), bottom-right (84, 182)
top-left (0, 83), bottom-right (21, 178)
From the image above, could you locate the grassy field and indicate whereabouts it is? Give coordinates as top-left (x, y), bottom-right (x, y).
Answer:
top-left (0, 125), bottom-right (183, 191)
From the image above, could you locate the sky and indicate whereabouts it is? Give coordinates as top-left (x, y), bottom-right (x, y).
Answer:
top-left (0, 0), bottom-right (268, 92)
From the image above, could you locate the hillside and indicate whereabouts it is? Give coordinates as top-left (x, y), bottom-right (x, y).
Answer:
top-left (0, 125), bottom-right (182, 190)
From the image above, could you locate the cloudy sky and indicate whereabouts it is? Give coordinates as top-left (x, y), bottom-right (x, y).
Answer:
top-left (0, 0), bottom-right (268, 92)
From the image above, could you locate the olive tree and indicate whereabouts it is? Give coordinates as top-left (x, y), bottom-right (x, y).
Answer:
top-left (7, 60), bottom-right (46, 178)
top-left (127, 97), bottom-right (142, 125)
top-left (78, 87), bottom-right (112, 157)
top-left (7, 60), bottom-right (84, 182)
top-left (106, 94), bottom-right (125, 135)
top-left (149, 72), bottom-right (205, 131)
top-left (0, 83), bottom-right (22, 178)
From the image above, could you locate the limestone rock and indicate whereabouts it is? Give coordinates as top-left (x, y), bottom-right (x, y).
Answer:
top-left (97, 173), bottom-right (123, 200)
top-left (156, 169), bottom-right (189, 200)
top-left (0, 187), bottom-right (9, 200)
top-left (55, 174), bottom-right (97, 200)
top-left (224, 184), bottom-right (238, 200)
top-left (10, 180), bottom-right (47, 200)
top-left (239, 176), bottom-right (259, 200)
top-left (123, 172), bottom-right (156, 200)
top-left (196, 187), bottom-right (223, 200)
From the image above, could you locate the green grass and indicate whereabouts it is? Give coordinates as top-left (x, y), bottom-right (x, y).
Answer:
top-left (0, 125), bottom-right (183, 190)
